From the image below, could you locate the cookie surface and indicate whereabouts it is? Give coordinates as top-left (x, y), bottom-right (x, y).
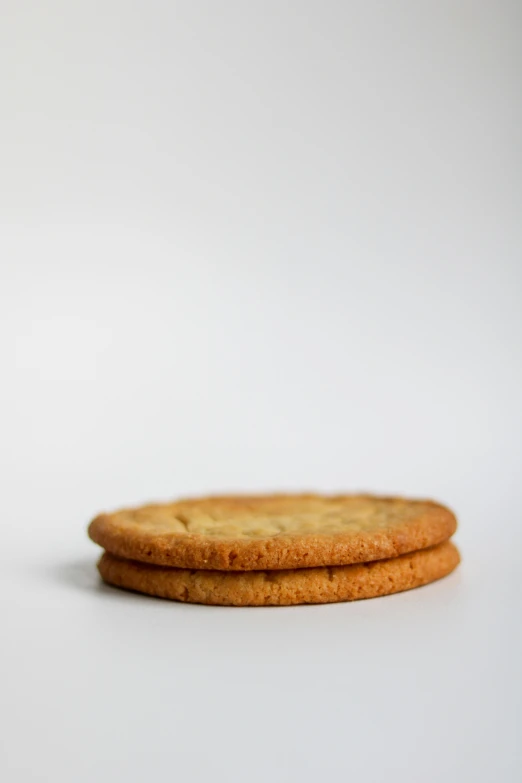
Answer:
top-left (98, 541), bottom-right (460, 606)
top-left (89, 494), bottom-right (456, 570)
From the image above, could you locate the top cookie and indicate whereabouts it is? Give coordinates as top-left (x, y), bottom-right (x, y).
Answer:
top-left (88, 494), bottom-right (456, 570)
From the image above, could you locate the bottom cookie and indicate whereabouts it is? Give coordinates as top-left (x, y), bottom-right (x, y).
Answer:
top-left (98, 540), bottom-right (460, 606)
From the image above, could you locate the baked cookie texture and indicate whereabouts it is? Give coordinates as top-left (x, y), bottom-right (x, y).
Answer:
top-left (98, 541), bottom-right (460, 607)
top-left (89, 494), bottom-right (457, 571)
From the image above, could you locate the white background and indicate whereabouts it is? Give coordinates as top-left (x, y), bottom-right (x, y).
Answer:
top-left (1, 2), bottom-right (521, 781)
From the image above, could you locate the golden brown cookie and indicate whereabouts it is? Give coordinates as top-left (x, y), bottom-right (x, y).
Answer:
top-left (89, 494), bottom-right (457, 570)
top-left (98, 541), bottom-right (460, 606)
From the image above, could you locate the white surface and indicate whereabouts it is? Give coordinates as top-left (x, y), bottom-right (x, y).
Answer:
top-left (1, 2), bottom-right (521, 782)
top-left (3, 518), bottom-right (522, 783)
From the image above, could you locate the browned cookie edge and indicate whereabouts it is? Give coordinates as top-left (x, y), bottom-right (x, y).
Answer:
top-left (89, 494), bottom-right (457, 571)
top-left (97, 540), bottom-right (460, 607)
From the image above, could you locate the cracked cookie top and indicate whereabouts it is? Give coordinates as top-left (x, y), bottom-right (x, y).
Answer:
top-left (88, 494), bottom-right (457, 571)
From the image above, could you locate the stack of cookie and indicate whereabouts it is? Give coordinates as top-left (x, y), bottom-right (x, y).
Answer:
top-left (88, 494), bottom-right (460, 606)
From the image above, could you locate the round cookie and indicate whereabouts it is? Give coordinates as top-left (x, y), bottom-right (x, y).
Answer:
top-left (89, 494), bottom-right (457, 570)
top-left (98, 541), bottom-right (460, 606)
